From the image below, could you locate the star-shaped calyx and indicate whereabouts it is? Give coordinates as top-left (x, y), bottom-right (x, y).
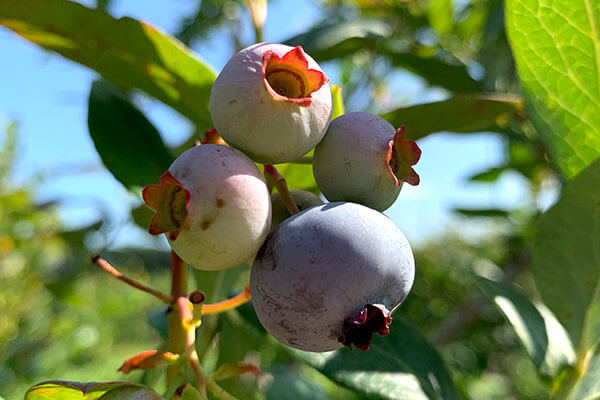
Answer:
top-left (340, 304), bottom-right (392, 351)
top-left (387, 126), bottom-right (421, 187)
top-left (262, 46), bottom-right (329, 107)
top-left (142, 171), bottom-right (191, 241)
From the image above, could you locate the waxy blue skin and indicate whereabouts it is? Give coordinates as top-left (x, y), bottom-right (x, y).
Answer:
top-left (250, 202), bottom-right (415, 352)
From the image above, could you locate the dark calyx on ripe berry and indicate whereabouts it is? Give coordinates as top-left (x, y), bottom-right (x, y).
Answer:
top-left (340, 304), bottom-right (392, 351)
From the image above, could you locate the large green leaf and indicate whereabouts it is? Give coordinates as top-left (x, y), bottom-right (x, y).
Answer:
top-left (505, 0), bottom-right (600, 179)
top-left (0, 0), bottom-right (216, 127)
top-left (383, 51), bottom-right (483, 93)
top-left (25, 381), bottom-right (161, 400)
top-left (570, 354), bottom-right (600, 400)
top-left (380, 95), bottom-right (523, 140)
top-left (477, 277), bottom-right (575, 379)
top-left (88, 80), bottom-right (175, 190)
top-left (284, 19), bottom-right (481, 93)
top-left (284, 19), bottom-right (392, 62)
top-left (294, 318), bottom-right (460, 400)
top-left (532, 158), bottom-right (600, 353)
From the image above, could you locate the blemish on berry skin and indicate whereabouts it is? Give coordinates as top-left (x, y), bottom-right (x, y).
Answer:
top-left (216, 198), bottom-right (226, 208)
top-left (201, 220), bottom-right (212, 230)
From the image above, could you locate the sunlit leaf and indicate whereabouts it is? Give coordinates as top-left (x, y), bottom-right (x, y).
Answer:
top-left (25, 381), bottom-right (150, 400)
top-left (88, 80), bottom-right (174, 190)
top-left (427, 0), bottom-right (453, 35)
top-left (380, 95), bottom-right (523, 140)
top-left (294, 318), bottom-right (460, 400)
top-left (383, 51), bottom-right (483, 93)
top-left (532, 158), bottom-right (600, 352)
top-left (477, 277), bottom-right (575, 378)
top-left (570, 354), bottom-right (600, 400)
top-left (0, 0), bottom-right (216, 127)
top-left (284, 19), bottom-right (391, 62)
top-left (506, 0), bottom-right (600, 178)
top-left (331, 85), bottom-right (345, 120)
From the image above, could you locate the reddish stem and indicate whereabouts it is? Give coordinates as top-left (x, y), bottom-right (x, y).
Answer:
top-left (91, 255), bottom-right (173, 303)
top-left (263, 164), bottom-right (300, 215)
top-left (167, 251), bottom-right (188, 386)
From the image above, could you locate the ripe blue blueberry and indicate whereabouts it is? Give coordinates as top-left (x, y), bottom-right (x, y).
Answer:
top-left (250, 202), bottom-right (415, 352)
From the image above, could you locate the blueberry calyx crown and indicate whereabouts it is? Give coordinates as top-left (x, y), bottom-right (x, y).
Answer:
top-left (340, 304), bottom-right (392, 351)
top-left (387, 126), bottom-right (422, 187)
top-left (262, 46), bottom-right (329, 107)
top-left (142, 171), bottom-right (191, 241)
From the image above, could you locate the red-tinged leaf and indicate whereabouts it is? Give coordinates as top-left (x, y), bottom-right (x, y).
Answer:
top-left (211, 362), bottom-right (261, 381)
top-left (118, 350), bottom-right (179, 373)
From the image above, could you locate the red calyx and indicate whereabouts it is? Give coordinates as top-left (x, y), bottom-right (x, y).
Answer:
top-left (262, 46), bottom-right (329, 107)
top-left (387, 126), bottom-right (421, 187)
top-left (340, 304), bottom-right (392, 351)
top-left (142, 171), bottom-right (191, 241)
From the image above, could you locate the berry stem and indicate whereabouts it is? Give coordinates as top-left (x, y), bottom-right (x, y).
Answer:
top-left (202, 286), bottom-right (252, 315)
top-left (167, 251), bottom-right (188, 387)
top-left (91, 255), bottom-right (173, 303)
top-left (263, 164), bottom-right (300, 215)
top-left (190, 354), bottom-right (240, 400)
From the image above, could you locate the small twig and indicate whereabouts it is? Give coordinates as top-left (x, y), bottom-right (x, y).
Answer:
top-left (188, 350), bottom-right (208, 400)
top-left (202, 286), bottom-right (251, 315)
top-left (263, 165), bottom-right (300, 215)
top-left (167, 251), bottom-right (188, 387)
top-left (91, 255), bottom-right (173, 303)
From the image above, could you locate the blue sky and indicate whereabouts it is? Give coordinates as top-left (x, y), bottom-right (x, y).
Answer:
top-left (0, 0), bottom-right (533, 249)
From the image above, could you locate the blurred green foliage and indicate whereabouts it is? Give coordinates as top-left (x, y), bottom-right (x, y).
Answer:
top-left (0, 127), bottom-right (169, 399)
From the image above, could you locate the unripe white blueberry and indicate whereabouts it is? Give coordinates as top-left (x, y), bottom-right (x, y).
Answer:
top-left (210, 43), bottom-right (332, 164)
top-left (143, 145), bottom-right (271, 271)
top-left (313, 112), bottom-right (421, 211)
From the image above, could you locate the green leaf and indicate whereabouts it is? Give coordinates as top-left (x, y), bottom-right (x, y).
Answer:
top-left (294, 318), bottom-right (460, 400)
top-left (0, 0), bottom-right (216, 127)
top-left (467, 166), bottom-right (508, 183)
top-left (331, 85), bottom-right (345, 120)
top-left (98, 387), bottom-right (164, 400)
top-left (383, 51), bottom-right (483, 93)
top-left (380, 95), bottom-right (523, 140)
top-left (570, 354), bottom-right (600, 400)
top-left (427, 0), bottom-right (453, 35)
top-left (177, 385), bottom-right (203, 400)
top-left (454, 208), bottom-right (510, 218)
top-left (476, 277), bottom-right (575, 378)
top-left (532, 158), bottom-right (600, 352)
top-left (88, 80), bottom-right (174, 189)
top-left (505, 0), bottom-right (600, 179)
top-left (284, 19), bottom-right (391, 62)
top-left (25, 381), bottom-right (146, 400)
top-left (276, 162), bottom-right (319, 194)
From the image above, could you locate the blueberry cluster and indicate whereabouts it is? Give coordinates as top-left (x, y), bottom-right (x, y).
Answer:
top-left (143, 43), bottom-right (421, 352)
